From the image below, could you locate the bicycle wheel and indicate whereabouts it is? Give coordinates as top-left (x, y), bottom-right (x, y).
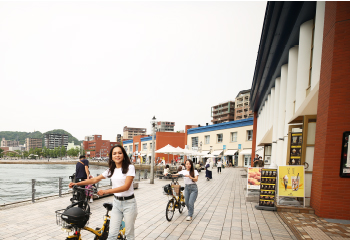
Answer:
top-left (178, 196), bottom-right (185, 214)
top-left (166, 199), bottom-right (175, 221)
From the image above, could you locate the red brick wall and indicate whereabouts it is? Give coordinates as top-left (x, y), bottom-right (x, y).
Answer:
top-left (311, 1), bottom-right (350, 220)
top-left (155, 132), bottom-right (186, 164)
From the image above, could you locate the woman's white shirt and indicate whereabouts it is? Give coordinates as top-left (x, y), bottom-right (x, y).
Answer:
top-left (101, 165), bottom-right (135, 197)
top-left (164, 168), bottom-right (170, 174)
top-left (178, 170), bottom-right (199, 185)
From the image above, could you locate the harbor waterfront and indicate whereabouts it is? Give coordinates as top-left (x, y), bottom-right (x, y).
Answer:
top-left (1, 167), bottom-right (349, 240)
top-left (0, 160), bottom-right (158, 205)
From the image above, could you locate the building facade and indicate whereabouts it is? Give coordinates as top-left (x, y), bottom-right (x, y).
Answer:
top-left (1, 138), bottom-right (19, 147)
top-left (67, 141), bottom-right (81, 151)
top-left (249, 1), bottom-right (350, 220)
top-left (157, 121), bottom-right (175, 132)
top-left (211, 101), bottom-right (235, 124)
top-left (44, 134), bottom-right (68, 149)
top-left (123, 126), bottom-right (147, 139)
top-left (83, 135), bottom-right (119, 158)
top-left (234, 90), bottom-right (253, 121)
top-left (25, 138), bottom-right (43, 151)
top-left (187, 118), bottom-right (253, 167)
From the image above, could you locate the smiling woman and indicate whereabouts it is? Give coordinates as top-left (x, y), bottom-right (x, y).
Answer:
top-left (69, 144), bottom-right (137, 240)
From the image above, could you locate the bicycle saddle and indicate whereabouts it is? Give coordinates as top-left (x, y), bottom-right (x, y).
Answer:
top-left (180, 187), bottom-right (184, 191)
top-left (103, 203), bottom-right (113, 211)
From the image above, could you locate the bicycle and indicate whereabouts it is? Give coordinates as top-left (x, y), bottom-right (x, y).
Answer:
top-left (163, 174), bottom-right (186, 221)
top-left (55, 186), bottom-right (126, 240)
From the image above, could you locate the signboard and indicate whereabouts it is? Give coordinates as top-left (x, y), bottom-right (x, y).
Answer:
top-left (238, 144), bottom-right (241, 150)
top-left (278, 166), bottom-right (304, 197)
top-left (247, 167), bottom-right (262, 189)
top-left (340, 131), bottom-right (350, 177)
top-left (223, 145), bottom-right (226, 150)
top-left (289, 133), bottom-right (302, 165)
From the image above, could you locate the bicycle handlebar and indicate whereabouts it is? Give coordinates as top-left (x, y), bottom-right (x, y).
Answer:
top-left (73, 185), bottom-right (94, 193)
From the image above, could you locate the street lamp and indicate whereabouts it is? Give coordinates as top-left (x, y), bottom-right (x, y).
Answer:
top-left (199, 141), bottom-right (203, 164)
top-left (150, 116), bottom-right (156, 184)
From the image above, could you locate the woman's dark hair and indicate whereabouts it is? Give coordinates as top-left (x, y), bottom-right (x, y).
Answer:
top-left (166, 164), bottom-right (169, 169)
top-left (186, 159), bottom-right (195, 178)
top-left (107, 145), bottom-right (131, 177)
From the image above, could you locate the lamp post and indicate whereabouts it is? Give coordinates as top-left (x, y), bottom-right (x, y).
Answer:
top-left (199, 141), bottom-right (202, 164)
top-left (150, 116), bottom-right (156, 184)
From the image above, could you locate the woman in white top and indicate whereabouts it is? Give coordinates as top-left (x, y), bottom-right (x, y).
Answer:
top-left (164, 164), bottom-right (170, 175)
top-left (165, 159), bottom-right (199, 221)
top-left (69, 145), bottom-right (137, 240)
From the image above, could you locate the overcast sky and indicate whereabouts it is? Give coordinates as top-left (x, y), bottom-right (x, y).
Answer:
top-left (0, 1), bottom-right (266, 142)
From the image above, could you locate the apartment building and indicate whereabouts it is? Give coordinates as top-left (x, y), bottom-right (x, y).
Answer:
top-left (1, 138), bottom-right (19, 147)
top-left (25, 138), bottom-right (43, 151)
top-left (83, 134), bottom-right (119, 158)
top-left (123, 126), bottom-right (147, 139)
top-left (157, 121), bottom-right (175, 132)
top-left (235, 90), bottom-right (253, 120)
top-left (211, 101), bottom-right (235, 124)
top-left (44, 134), bottom-right (68, 149)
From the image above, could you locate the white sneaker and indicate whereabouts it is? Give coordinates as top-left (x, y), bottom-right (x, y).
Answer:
top-left (186, 216), bottom-right (192, 221)
top-left (90, 198), bottom-right (93, 203)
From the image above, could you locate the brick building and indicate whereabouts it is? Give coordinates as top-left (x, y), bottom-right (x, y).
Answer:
top-left (83, 135), bottom-right (119, 158)
top-left (25, 138), bottom-right (43, 151)
top-left (250, 1), bottom-right (350, 220)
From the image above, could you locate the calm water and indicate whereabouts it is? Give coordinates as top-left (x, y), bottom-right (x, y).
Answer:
top-left (0, 164), bottom-right (110, 205)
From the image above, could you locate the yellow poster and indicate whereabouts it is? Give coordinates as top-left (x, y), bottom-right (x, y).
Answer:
top-left (278, 166), bottom-right (304, 197)
top-left (247, 167), bottom-right (262, 189)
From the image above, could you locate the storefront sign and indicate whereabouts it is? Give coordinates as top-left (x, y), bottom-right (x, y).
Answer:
top-left (289, 133), bottom-right (303, 165)
top-left (340, 131), bottom-right (350, 178)
top-left (278, 166), bottom-right (304, 197)
top-left (247, 167), bottom-right (262, 189)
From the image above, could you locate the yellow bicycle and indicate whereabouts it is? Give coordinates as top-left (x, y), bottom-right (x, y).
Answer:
top-left (56, 186), bottom-right (126, 240)
top-left (163, 174), bottom-right (185, 221)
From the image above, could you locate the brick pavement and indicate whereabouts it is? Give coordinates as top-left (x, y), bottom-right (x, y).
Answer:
top-left (0, 167), bottom-right (296, 240)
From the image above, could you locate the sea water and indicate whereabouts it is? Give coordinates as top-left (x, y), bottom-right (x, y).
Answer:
top-left (0, 164), bottom-right (110, 205)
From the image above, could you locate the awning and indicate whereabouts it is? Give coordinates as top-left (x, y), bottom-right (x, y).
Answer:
top-left (224, 149), bottom-right (238, 156)
top-left (201, 150), bottom-right (210, 155)
top-left (140, 152), bottom-right (147, 156)
top-left (258, 126), bottom-right (273, 146)
top-left (239, 149), bottom-right (252, 155)
top-left (211, 150), bottom-right (223, 156)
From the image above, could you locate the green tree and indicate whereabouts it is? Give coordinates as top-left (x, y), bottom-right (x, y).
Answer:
top-left (23, 151), bottom-right (29, 158)
top-left (0, 148), bottom-right (3, 157)
top-left (60, 146), bottom-right (66, 158)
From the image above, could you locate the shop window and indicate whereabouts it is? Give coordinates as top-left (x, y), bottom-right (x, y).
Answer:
top-left (135, 144), bottom-right (139, 152)
top-left (205, 135), bottom-right (210, 144)
top-left (142, 143), bottom-right (147, 150)
top-left (217, 134), bottom-right (223, 143)
top-left (192, 137), bottom-right (198, 147)
top-left (247, 130), bottom-right (253, 141)
top-left (149, 143), bottom-right (152, 150)
top-left (231, 132), bottom-right (237, 142)
top-left (129, 145), bottom-right (132, 152)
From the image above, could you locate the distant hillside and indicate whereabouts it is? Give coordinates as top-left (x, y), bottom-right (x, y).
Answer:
top-left (0, 129), bottom-right (81, 146)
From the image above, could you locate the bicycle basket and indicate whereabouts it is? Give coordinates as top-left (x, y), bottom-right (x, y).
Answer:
top-left (163, 184), bottom-right (172, 195)
top-left (59, 206), bottom-right (91, 228)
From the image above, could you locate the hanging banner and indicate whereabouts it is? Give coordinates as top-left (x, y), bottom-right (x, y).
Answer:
top-left (247, 167), bottom-right (262, 189)
top-left (278, 166), bottom-right (304, 197)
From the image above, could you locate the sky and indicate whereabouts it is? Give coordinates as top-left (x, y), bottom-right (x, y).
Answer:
top-left (0, 1), bottom-right (266, 142)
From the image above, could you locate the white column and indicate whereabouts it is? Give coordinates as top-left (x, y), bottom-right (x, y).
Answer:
top-left (311, 1), bottom-right (325, 90)
top-left (295, 20), bottom-right (314, 111)
top-left (270, 88), bottom-right (275, 131)
top-left (266, 95), bottom-right (271, 131)
top-left (276, 64), bottom-right (288, 166)
top-left (271, 78), bottom-right (280, 166)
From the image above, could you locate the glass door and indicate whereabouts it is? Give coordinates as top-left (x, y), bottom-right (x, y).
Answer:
top-left (244, 155), bottom-right (251, 167)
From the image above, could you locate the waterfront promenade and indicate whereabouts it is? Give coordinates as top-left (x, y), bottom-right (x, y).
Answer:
top-left (0, 167), bottom-right (297, 240)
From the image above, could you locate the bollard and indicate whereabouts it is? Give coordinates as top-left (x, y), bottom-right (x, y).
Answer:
top-left (144, 170), bottom-right (148, 179)
top-left (32, 179), bottom-right (36, 203)
top-left (59, 177), bottom-right (63, 197)
top-left (96, 174), bottom-right (100, 189)
top-left (137, 170), bottom-right (141, 181)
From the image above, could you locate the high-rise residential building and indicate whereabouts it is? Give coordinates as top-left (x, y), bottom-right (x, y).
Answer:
top-left (157, 121), bottom-right (175, 132)
top-left (25, 138), bottom-right (43, 151)
top-left (1, 138), bottom-right (20, 147)
top-left (116, 134), bottom-right (122, 142)
top-left (44, 134), bottom-right (68, 149)
top-left (211, 101), bottom-right (235, 124)
top-left (234, 89), bottom-right (253, 120)
top-left (123, 126), bottom-right (147, 139)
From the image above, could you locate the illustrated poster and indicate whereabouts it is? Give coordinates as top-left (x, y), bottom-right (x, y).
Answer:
top-left (247, 167), bottom-right (262, 189)
top-left (278, 166), bottom-right (304, 197)
top-left (289, 133), bottom-right (302, 165)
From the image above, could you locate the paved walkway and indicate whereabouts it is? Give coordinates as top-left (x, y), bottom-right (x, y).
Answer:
top-left (0, 167), bottom-right (296, 240)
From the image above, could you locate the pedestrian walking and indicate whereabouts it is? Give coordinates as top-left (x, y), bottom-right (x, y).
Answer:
top-left (217, 159), bottom-right (222, 174)
top-left (253, 154), bottom-right (259, 167)
top-left (165, 159), bottom-right (199, 221)
top-left (69, 145), bottom-right (137, 240)
top-left (205, 159), bottom-right (212, 181)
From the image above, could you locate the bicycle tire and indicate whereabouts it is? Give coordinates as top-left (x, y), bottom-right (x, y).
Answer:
top-left (166, 199), bottom-right (175, 221)
top-left (99, 220), bottom-right (110, 240)
top-left (178, 196), bottom-right (185, 213)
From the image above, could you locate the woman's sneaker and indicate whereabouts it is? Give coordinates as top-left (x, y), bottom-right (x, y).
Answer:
top-left (186, 216), bottom-right (192, 221)
top-left (90, 198), bottom-right (93, 203)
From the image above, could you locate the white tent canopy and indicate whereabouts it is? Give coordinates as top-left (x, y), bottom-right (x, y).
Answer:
top-left (211, 150), bottom-right (223, 156)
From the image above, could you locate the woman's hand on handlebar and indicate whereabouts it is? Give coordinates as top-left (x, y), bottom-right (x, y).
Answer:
top-left (97, 189), bottom-right (107, 196)
top-left (69, 182), bottom-right (76, 188)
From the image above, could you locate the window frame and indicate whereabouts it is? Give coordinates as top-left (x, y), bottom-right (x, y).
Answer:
top-left (217, 133), bottom-right (223, 143)
top-left (231, 132), bottom-right (238, 142)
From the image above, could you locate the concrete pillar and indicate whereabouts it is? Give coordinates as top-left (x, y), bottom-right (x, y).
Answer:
top-left (295, 20), bottom-right (314, 111)
top-left (271, 78), bottom-right (280, 166)
top-left (276, 64), bottom-right (288, 166)
top-left (311, 1), bottom-right (325, 90)
top-left (270, 88), bottom-right (275, 130)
